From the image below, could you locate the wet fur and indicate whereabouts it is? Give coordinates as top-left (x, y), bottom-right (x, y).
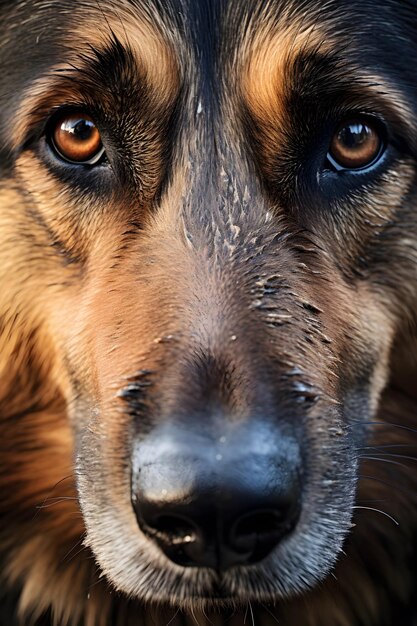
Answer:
top-left (1, 1), bottom-right (417, 625)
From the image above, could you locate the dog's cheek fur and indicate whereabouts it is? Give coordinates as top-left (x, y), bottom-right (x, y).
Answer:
top-left (0, 184), bottom-right (80, 621)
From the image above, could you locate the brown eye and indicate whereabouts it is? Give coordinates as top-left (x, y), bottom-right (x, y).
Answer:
top-left (328, 119), bottom-right (384, 171)
top-left (51, 113), bottom-right (104, 164)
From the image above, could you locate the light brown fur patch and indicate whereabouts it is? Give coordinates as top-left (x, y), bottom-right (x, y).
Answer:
top-left (241, 19), bottom-right (330, 133)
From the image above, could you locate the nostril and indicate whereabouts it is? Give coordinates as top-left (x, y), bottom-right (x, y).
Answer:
top-left (231, 510), bottom-right (284, 546)
top-left (151, 514), bottom-right (198, 545)
top-left (230, 508), bottom-right (298, 563)
top-left (140, 514), bottom-right (204, 567)
top-left (234, 510), bottom-right (284, 539)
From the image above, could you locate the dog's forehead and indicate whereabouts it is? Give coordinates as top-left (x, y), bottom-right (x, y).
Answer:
top-left (2, 0), bottom-right (412, 87)
top-left (45, 0), bottom-right (401, 85)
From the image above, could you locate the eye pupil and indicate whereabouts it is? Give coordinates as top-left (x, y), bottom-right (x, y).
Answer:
top-left (68, 119), bottom-right (95, 141)
top-left (338, 123), bottom-right (369, 150)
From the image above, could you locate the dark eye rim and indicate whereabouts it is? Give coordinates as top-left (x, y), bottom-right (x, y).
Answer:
top-left (325, 115), bottom-right (387, 173)
top-left (45, 107), bottom-right (106, 167)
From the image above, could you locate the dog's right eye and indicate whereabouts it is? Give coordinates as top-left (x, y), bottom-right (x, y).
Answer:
top-left (48, 112), bottom-right (105, 165)
top-left (326, 118), bottom-right (385, 172)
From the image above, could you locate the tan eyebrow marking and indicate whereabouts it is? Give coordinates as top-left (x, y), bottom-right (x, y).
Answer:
top-left (241, 21), bottom-right (330, 129)
top-left (237, 17), bottom-right (332, 173)
top-left (10, 3), bottom-right (182, 151)
top-left (71, 3), bottom-right (181, 103)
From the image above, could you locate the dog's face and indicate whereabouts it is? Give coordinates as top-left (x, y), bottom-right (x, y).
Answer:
top-left (1, 0), bottom-right (417, 610)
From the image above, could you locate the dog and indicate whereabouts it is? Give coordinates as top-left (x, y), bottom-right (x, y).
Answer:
top-left (1, 0), bottom-right (417, 624)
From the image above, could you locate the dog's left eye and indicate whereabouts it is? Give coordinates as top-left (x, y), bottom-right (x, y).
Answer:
top-left (49, 112), bottom-right (105, 165)
top-left (326, 118), bottom-right (385, 172)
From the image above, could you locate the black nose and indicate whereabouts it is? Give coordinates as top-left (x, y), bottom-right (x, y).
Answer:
top-left (132, 424), bottom-right (301, 570)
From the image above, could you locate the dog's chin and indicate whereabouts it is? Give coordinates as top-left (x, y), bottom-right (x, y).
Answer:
top-left (151, 587), bottom-right (252, 613)
top-left (81, 508), bottom-right (353, 609)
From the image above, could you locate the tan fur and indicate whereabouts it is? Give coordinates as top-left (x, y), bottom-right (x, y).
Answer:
top-left (240, 18), bottom-right (332, 173)
top-left (242, 21), bottom-right (329, 126)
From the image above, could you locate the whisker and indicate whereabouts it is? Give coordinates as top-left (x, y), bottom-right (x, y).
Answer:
top-left (260, 603), bottom-right (280, 625)
top-left (359, 455), bottom-right (410, 469)
top-left (249, 601), bottom-right (255, 626)
top-left (362, 452), bottom-right (417, 462)
top-left (36, 496), bottom-right (78, 510)
top-left (32, 475), bottom-right (74, 519)
top-left (359, 474), bottom-right (415, 496)
top-left (64, 541), bottom-right (88, 565)
top-left (353, 505), bottom-right (399, 526)
top-left (353, 421), bottom-right (417, 435)
top-left (61, 535), bottom-right (85, 564)
top-left (189, 605), bottom-right (201, 626)
top-left (87, 575), bottom-right (103, 593)
top-left (165, 608), bottom-right (180, 626)
top-left (362, 444), bottom-right (417, 449)
top-left (200, 605), bottom-right (213, 626)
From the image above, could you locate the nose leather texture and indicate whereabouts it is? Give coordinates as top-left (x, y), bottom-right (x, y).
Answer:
top-left (132, 422), bottom-right (301, 570)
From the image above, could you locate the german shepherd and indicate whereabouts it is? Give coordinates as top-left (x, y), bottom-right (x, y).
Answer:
top-left (1, 1), bottom-right (417, 625)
